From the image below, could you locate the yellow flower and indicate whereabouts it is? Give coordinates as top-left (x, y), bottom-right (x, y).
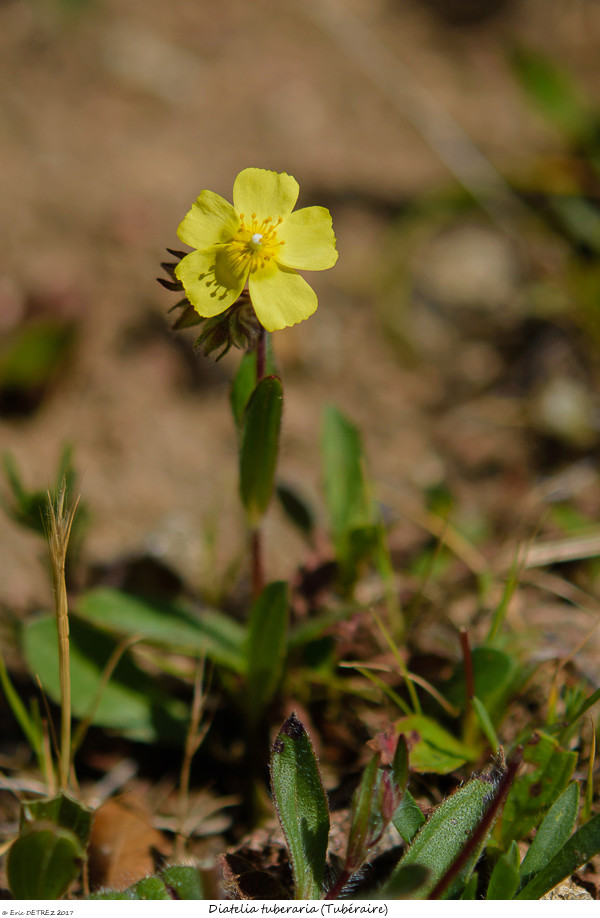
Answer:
top-left (175, 168), bottom-right (338, 332)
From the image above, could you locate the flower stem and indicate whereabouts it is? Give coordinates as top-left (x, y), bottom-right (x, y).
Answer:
top-left (251, 528), bottom-right (265, 601)
top-left (251, 326), bottom-right (267, 600)
top-left (256, 325), bottom-right (266, 383)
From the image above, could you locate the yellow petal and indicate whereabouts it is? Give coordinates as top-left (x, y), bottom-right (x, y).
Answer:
top-left (177, 190), bottom-right (239, 250)
top-left (277, 206), bottom-right (338, 271)
top-left (175, 248), bottom-right (246, 317)
top-left (233, 168), bottom-right (299, 221)
top-left (249, 264), bottom-right (318, 332)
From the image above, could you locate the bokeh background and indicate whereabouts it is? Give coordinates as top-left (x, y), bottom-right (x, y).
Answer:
top-left (2, 0), bottom-right (600, 646)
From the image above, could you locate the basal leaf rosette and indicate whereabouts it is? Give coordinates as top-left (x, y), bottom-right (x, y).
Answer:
top-left (174, 168), bottom-right (338, 333)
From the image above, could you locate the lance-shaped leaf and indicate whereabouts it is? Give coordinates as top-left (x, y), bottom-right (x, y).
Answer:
top-left (519, 781), bottom-right (579, 888)
top-left (240, 376), bottom-right (283, 527)
top-left (245, 581), bottom-right (289, 723)
top-left (345, 753), bottom-right (382, 872)
top-left (7, 822), bottom-right (84, 899)
top-left (486, 841), bottom-right (521, 900)
top-left (230, 343), bottom-right (277, 433)
top-left (270, 713), bottom-right (330, 899)
top-left (393, 774), bottom-right (497, 899)
top-left (515, 812), bottom-right (600, 899)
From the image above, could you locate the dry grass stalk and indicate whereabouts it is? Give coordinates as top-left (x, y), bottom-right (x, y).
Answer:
top-left (45, 481), bottom-right (80, 792)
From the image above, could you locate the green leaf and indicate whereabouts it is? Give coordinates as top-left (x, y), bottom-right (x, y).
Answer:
top-left (0, 648), bottom-right (43, 756)
top-left (0, 318), bottom-right (75, 393)
top-left (89, 890), bottom-right (133, 900)
top-left (461, 873), bottom-right (478, 899)
top-left (500, 732), bottom-right (577, 845)
top-left (509, 44), bottom-right (593, 141)
top-left (321, 405), bottom-right (374, 561)
top-left (76, 588), bottom-right (245, 673)
top-left (276, 481), bottom-right (315, 543)
top-left (393, 775), bottom-right (497, 899)
top-left (230, 341), bottom-right (277, 432)
top-left (515, 812), bottom-right (600, 899)
top-left (383, 864), bottom-right (430, 898)
top-left (487, 840), bottom-right (521, 900)
top-left (550, 196), bottom-right (600, 256)
top-left (7, 822), bottom-right (84, 899)
top-left (392, 790), bottom-right (426, 844)
top-left (239, 376), bottom-right (283, 526)
top-left (566, 686), bottom-right (600, 733)
top-left (245, 581), bottom-right (289, 723)
top-left (23, 615), bottom-right (188, 743)
top-left (270, 713), bottom-right (330, 899)
top-left (345, 753), bottom-right (382, 871)
top-left (2, 444), bottom-right (87, 543)
top-left (394, 715), bottom-right (477, 774)
top-left (160, 865), bottom-right (204, 900)
top-left (445, 647), bottom-right (520, 725)
top-left (472, 695), bottom-right (499, 750)
top-left (21, 793), bottom-right (92, 848)
top-left (130, 877), bottom-right (172, 900)
top-left (519, 781), bottom-right (579, 886)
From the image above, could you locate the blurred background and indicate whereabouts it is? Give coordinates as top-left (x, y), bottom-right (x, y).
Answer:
top-left (2, 0), bottom-right (600, 627)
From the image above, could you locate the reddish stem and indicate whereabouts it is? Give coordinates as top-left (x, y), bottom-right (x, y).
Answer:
top-left (460, 627), bottom-right (475, 702)
top-left (256, 326), bottom-right (266, 382)
top-left (251, 528), bottom-right (264, 601)
top-left (250, 326), bottom-right (267, 600)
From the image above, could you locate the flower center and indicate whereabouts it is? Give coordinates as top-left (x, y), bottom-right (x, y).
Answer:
top-left (226, 213), bottom-right (285, 274)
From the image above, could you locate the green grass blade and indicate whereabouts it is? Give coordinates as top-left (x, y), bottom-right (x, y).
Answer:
top-left (0, 649), bottom-right (43, 757)
top-left (515, 812), bottom-right (600, 899)
top-left (500, 732), bottom-right (576, 845)
top-left (472, 695), bottom-right (499, 751)
top-left (519, 781), bottom-right (579, 886)
top-left (487, 840), bottom-right (520, 900)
